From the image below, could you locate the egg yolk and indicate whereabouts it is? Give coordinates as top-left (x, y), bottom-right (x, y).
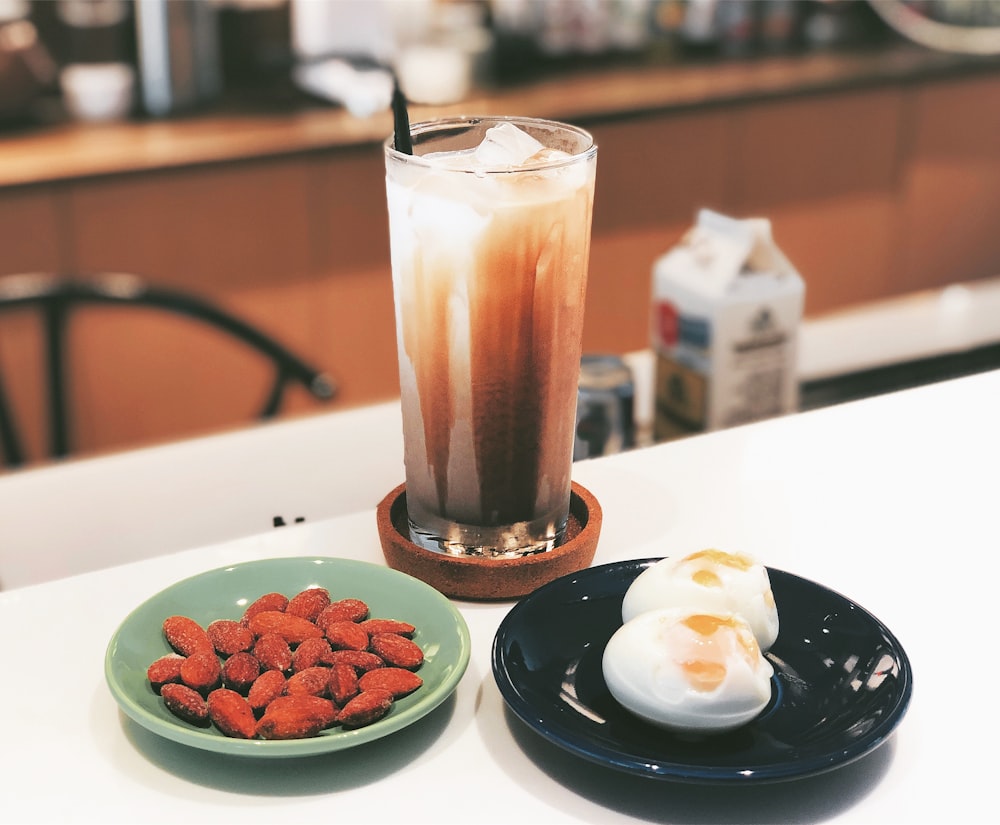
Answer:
top-left (681, 659), bottom-right (728, 691)
top-left (684, 550), bottom-right (758, 591)
top-left (683, 548), bottom-right (754, 571)
top-left (683, 613), bottom-right (738, 635)
top-left (691, 569), bottom-right (723, 587)
top-left (677, 614), bottom-right (762, 692)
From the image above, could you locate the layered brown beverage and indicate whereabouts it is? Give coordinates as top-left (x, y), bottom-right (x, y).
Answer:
top-left (384, 117), bottom-right (597, 557)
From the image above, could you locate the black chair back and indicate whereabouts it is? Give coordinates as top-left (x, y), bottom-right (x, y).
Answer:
top-left (0, 272), bottom-right (336, 468)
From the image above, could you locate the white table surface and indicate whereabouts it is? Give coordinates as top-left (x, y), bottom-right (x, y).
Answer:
top-left (1, 370), bottom-right (997, 824)
top-left (0, 401), bottom-right (407, 590)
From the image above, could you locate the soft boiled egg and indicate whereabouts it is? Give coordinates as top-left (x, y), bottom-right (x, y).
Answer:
top-left (622, 549), bottom-right (779, 651)
top-left (602, 608), bottom-right (774, 734)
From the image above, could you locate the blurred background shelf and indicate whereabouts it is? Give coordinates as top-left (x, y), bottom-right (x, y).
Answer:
top-left (1, 43), bottom-right (997, 187)
top-left (797, 275), bottom-right (1000, 410)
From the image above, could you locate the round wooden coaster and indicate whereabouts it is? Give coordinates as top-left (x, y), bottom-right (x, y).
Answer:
top-left (376, 482), bottom-right (602, 601)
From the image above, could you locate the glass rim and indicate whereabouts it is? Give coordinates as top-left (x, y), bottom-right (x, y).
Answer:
top-left (384, 115), bottom-right (597, 173)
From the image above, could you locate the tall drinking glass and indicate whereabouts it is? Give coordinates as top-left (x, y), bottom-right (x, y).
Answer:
top-left (384, 116), bottom-right (597, 558)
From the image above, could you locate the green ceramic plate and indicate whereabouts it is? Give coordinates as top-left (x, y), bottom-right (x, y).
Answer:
top-left (105, 556), bottom-right (471, 757)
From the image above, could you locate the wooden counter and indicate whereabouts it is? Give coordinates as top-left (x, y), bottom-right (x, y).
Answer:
top-left (2, 44), bottom-right (1000, 466)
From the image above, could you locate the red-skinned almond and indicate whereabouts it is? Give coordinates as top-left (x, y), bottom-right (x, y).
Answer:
top-left (247, 611), bottom-right (324, 644)
top-left (358, 667), bottom-right (423, 698)
top-left (207, 688), bottom-right (257, 738)
top-left (286, 587), bottom-right (331, 622)
top-left (336, 689), bottom-right (393, 728)
top-left (161, 683), bottom-right (210, 727)
top-left (162, 615), bottom-right (213, 656)
top-left (369, 633), bottom-right (424, 669)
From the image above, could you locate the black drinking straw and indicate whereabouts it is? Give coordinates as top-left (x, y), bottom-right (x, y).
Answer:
top-left (392, 78), bottom-right (413, 155)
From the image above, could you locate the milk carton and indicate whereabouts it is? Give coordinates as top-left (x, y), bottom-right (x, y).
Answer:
top-left (651, 209), bottom-right (804, 441)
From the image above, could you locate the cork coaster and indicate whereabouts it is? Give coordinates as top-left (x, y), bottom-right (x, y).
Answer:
top-left (376, 482), bottom-right (602, 601)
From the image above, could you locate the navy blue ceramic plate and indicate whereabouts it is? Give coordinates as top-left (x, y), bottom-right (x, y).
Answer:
top-left (492, 558), bottom-right (912, 784)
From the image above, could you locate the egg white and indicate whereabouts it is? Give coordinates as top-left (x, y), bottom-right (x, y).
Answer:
top-left (602, 608), bottom-right (774, 734)
top-left (622, 550), bottom-right (779, 651)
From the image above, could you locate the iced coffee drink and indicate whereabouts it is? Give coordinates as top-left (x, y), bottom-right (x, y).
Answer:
top-left (385, 117), bottom-right (597, 557)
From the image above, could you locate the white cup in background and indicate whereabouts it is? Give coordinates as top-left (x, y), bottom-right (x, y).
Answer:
top-left (395, 44), bottom-right (472, 106)
top-left (59, 61), bottom-right (135, 122)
